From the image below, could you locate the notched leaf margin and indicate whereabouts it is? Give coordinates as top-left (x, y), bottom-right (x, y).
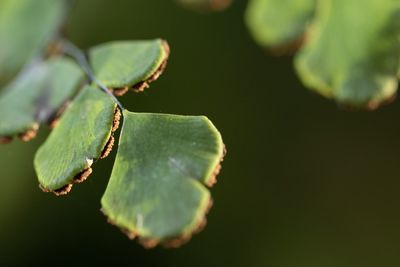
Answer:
top-left (103, 141), bottom-right (226, 248)
top-left (102, 197), bottom-right (214, 249)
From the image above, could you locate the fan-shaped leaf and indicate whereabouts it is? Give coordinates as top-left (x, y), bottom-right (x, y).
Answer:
top-left (101, 112), bottom-right (224, 247)
top-left (176, 0), bottom-right (232, 12)
top-left (34, 86), bottom-right (120, 195)
top-left (0, 57), bottom-right (84, 143)
top-left (245, 0), bottom-right (316, 49)
top-left (0, 0), bottom-right (65, 84)
top-left (295, 0), bottom-right (400, 108)
top-left (89, 39), bottom-right (169, 96)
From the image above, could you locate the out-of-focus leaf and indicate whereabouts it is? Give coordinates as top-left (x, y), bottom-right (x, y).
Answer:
top-left (101, 112), bottom-right (225, 247)
top-left (0, 57), bottom-right (84, 142)
top-left (245, 0), bottom-right (316, 49)
top-left (295, 0), bottom-right (400, 108)
top-left (176, 0), bottom-right (232, 12)
top-left (0, 0), bottom-right (65, 84)
top-left (34, 86), bottom-right (119, 195)
top-left (89, 39), bottom-right (169, 95)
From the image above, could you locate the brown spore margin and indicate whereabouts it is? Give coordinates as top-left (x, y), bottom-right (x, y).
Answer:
top-left (205, 144), bottom-right (226, 187)
top-left (40, 107), bottom-right (121, 196)
top-left (102, 198), bottom-right (214, 249)
top-left (179, 0), bottom-right (232, 12)
top-left (209, 0), bottom-right (232, 11)
top-left (18, 123), bottom-right (40, 142)
top-left (0, 93), bottom-right (79, 144)
top-left (103, 143), bottom-right (226, 248)
top-left (0, 124), bottom-right (39, 144)
top-left (109, 40), bottom-right (170, 96)
top-left (268, 32), bottom-right (307, 56)
top-left (0, 136), bottom-right (13, 144)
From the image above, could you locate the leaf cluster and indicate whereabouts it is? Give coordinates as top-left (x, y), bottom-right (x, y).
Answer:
top-left (0, 0), bottom-right (225, 247)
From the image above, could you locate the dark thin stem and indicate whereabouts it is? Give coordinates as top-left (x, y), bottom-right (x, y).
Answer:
top-left (60, 39), bottom-right (124, 111)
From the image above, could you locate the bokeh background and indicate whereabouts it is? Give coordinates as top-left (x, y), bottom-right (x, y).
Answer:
top-left (2, 1), bottom-right (400, 266)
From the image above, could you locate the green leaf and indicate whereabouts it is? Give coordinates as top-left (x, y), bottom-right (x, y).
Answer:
top-left (34, 86), bottom-right (120, 195)
top-left (101, 111), bottom-right (225, 247)
top-left (89, 39), bottom-right (169, 96)
top-left (245, 0), bottom-right (316, 49)
top-left (0, 0), bottom-right (65, 84)
top-left (295, 0), bottom-right (400, 108)
top-left (0, 57), bottom-right (84, 142)
top-left (176, 0), bottom-right (232, 12)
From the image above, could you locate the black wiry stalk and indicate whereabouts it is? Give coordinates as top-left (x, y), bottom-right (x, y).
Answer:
top-left (61, 39), bottom-right (125, 111)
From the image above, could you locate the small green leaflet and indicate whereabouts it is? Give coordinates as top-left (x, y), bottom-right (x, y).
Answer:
top-left (101, 111), bottom-right (225, 247)
top-left (34, 86), bottom-right (119, 195)
top-left (0, 57), bottom-right (84, 143)
top-left (90, 39), bottom-right (169, 96)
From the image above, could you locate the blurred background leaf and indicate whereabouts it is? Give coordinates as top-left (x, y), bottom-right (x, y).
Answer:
top-left (246, 0), bottom-right (400, 109)
top-left (176, 0), bottom-right (232, 12)
top-left (2, 0), bottom-right (400, 266)
top-left (245, 0), bottom-right (315, 48)
top-left (0, 0), bottom-right (65, 85)
top-left (295, 0), bottom-right (400, 109)
top-left (0, 57), bottom-right (83, 141)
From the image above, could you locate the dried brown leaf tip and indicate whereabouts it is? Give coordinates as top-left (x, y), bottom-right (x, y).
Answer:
top-left (112, 108), bottom-right (121, 132)
top-left (112, 40), bottom-right (170, 96)
top-left (40, 165), bottom-right (93, 196)
top-left (18, 123), bottom-right (39, 142)
top-left (110, 87), bottom-right (129, 96)
top-left (269, 33), bottom-right (307, 56)
top-left (179, 0), bottom-right (232, 12)
top-left (40, 183), bottom-right (73, 196)
top-left (160, 200), bottom-right (213, 248)
top-left (101, 210), bottom-right (140, 241)
top-left (0, 136), bottom-right (13, 144)
top-left (108, 198), bottom-right (214, 249)
top-left (73, 167), bottom-right (93, 183)
top-left (53, 184), bottom-right (73, 196)
top-left (206, 144), bottom-right (226, 187)
top-left (1, 122), bottom-right (41, 144)
top-left (100, 107), bottom-right (121, 159)
top-left (100, 136), bottom-right (115, 159)
top-left (209, 0), bottom-right (232, 11)
top-left (335, 93), bottom-right (397, 111)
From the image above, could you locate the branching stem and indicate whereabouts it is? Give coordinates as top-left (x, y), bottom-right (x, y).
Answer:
top-left (61, 39), bottom-right (125, 111)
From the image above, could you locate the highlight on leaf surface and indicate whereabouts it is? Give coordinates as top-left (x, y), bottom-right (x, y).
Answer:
top-left (0, 57), bottom-right (84, 143)
top-left (34, 86), bottom-right (119, 195)
top-left (89, 39), bottom-right (170, 96)
top-left (101, 111), bottom-right (225, 247)
top-left (0, 0), bottom-right (65, 84)
top-left (245, 0), bottom-right (316, 50)
top-left (295, 0), bottom-right (400, 109)
top-left (176, 0), bottom-right (232, 12)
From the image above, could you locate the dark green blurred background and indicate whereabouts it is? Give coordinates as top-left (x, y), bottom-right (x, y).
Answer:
top-left (2, 0), bottom-right (400, 266)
